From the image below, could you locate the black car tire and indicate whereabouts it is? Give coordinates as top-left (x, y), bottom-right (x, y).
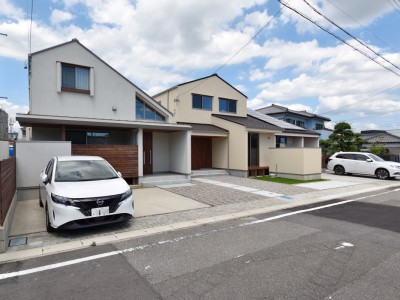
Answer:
top-left (334, 165), bottom-right (345, 175)
top-left (376, 168), bottom-right (390, 180)
top-left (39, 185), bottom-right (43, 207)
top-left (46, 205), bottom-right (55, 233)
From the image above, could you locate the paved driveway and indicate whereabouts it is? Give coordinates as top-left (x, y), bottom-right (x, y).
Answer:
top-left (161, 175), bottom-right (314, 206)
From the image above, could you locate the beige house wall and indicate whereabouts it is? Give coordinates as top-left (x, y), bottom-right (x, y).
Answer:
top-left (259, 133), bottom-right (276, 166)
top-left (212, 117), bottom-right (248, 171)
top-left (268, 147), bottom-right (322, 180)
top-left (154, 76), bottom-right (247, 124)
top-left (212, 137), bottom-right (229, 169)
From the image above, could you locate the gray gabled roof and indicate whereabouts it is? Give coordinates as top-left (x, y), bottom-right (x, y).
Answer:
top-left (153, 74), bottom-right (247, 99)
top-left (361, 131), bottom-right (400, 143)
top-left (247, 109), bottom-right (307, 131)
top-left (212, 114), bottom-right (281, 131)
top-left (256, 104), bottom-right (330, 121)
top-left (178, 122), bottom-right (228, 133)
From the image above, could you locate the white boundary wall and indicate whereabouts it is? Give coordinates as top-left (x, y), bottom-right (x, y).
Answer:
top-left (16, 141), bottom-right (71, 200)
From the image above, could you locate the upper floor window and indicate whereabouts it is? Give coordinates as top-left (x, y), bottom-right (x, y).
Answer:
top-left (296, 120), bottom-right (305, 128)
top-left (315, 123), bottom-right (324, 130)
top-left (136, 97), bottom-right (165, 121)
top-left (285, 118), bottom-right (295, 125)
top-left (192, 94), bottom-right (212, 110)
top-left (219, 98), bottom-right (237, 113)
top-left (61, 64), bottom-right (90, 93)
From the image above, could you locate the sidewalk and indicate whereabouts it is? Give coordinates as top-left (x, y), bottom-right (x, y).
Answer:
top-left (1, 173), bottom-right (400, 263)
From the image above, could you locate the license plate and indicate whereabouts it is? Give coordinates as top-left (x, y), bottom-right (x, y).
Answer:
top-left (91, 207), bottom-right (109, 217)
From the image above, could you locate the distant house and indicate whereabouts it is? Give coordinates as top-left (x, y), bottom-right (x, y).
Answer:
top-left (256, 104), bottom-right (332, 140)
top-left (154, 74), bottom-right (322, 180)
top-left (0, 109), bottom-right (8, 141)
top-left (361, 130), bottom-right (400, 155)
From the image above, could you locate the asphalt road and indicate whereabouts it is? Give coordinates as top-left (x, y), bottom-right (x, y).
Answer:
top-left (1, 187), bottom-right (400, 299)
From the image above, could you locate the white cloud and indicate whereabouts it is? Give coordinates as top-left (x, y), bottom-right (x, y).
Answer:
top-left (249, 68), bottom-right (272, 81)
top-left (0, 99), bottom-right (29, 132)
top-left (280, 0), bottom-right (394, 34)
top-left (0, 0), bottom-right (24, 20)
top-left (50, 9), bottom-right (75, 25)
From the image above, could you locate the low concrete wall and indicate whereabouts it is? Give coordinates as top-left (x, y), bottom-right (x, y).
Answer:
top-left (0, 191), bottom-right (17, 253)
top-left (268, 147), bottom-right (322, 180)
top-left (16, 141), bottom-right (71, 200)
top-left (0, 141), bottom-right (9, 160)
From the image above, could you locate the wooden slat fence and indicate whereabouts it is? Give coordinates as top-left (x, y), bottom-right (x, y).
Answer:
top-left (72, 145), bottom-right (138, 183)
top-left (0, 157), bottom-right (16, 225)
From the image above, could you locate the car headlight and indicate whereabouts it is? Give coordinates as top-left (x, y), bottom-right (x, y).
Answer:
top-left (389, 165), bottom-right (400, 169)
top-left (51, 193), bottom-right (76, 206)
top-left (120, 188), bottom-right (132, 201)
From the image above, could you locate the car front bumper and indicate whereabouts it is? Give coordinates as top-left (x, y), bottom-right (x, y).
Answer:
top-left (49, 196), bottom-right (134, 229)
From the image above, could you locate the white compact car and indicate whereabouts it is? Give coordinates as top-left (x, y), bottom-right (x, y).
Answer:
top-left (327, 152), bottom-right (400, 180)
top-left (39, 156), bottom-right (134, 232)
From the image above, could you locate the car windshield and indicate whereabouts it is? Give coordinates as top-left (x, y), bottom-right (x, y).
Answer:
top-left (55, 160), bottom-right (118, 182)
top-left (368, 154), bottom-right (385, 162)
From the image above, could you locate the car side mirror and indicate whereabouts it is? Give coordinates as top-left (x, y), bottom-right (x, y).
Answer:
top-left (366, 158), bottom-right (373, 162)
top-left (41, 173), bottom-right (49, 184)
top-left (117, 171), bottom-right (122, 178)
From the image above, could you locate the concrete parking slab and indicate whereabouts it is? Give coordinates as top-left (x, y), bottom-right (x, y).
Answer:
top-left (10, 200), bottom-right (45, 236)
top-left (9, 188), bottom-right (209, 237)
top-left (134, 188), bottom-right (208, 217)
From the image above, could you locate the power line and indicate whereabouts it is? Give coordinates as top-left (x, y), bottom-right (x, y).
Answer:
top-left (325, 0), bottom-right (398, 53)
top-left (29, 0), bottom-right (33, 54)
top-left (301, 0), bottom-right (400, 73)
top-left (319, 82), bottom-right (400, 115)
top-left (387, 0), bottom-right (400, 15)
top-left (173, 1), bottom-right (288, 101)
top-left (278, 0), bottom-right (400, 78)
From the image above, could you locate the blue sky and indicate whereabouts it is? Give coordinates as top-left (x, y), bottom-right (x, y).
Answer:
top-left (1, 0), bottom-right (400, 133)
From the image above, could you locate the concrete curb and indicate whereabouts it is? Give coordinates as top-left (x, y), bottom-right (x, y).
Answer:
top-left (1, 183), bottom-right (399, 264)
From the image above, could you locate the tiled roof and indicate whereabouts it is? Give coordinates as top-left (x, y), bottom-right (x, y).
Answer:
top-left (178, 122), bottom-right (228, 133)
top-left (212, 114), bottom-right (281, 130)
top-left (256, 104), bottom-right (330, 121)
top-left (247, 109), bottom-right (306, 131)
top-left (362, 132), bottom-right (400, 143)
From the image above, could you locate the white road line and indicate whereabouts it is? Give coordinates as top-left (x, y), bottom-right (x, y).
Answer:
top-left (240, 188), bottom-right (400, 226)
top-left (1, 188), bottom-right (399, 280)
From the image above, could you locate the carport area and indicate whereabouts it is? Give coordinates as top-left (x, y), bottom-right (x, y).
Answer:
top-left (9, 187), bottom-right (208, 237)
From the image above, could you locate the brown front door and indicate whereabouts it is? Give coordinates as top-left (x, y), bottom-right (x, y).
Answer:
top-left (191, 136), bottom-right (212, 170)
top-left (143, 131), bottom-right (153, 175)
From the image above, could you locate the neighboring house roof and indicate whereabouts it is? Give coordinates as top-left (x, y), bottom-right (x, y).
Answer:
top-left (178, 122), bottom-right (228, 133)
top-left (153, 74), bottom-right (247, 99)
top-left (361, 131), bottom-right (400, 144)
top-left (30, 38), bottom-right (173, 118)
top-left (256, 104), bottom-right (331, 122)
top-left (212, 114), bottom-right (281, 131)
top-left (247, 109), bottom-right (306, 131)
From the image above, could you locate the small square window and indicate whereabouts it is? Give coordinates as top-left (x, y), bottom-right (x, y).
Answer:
top-left (219, 98), bottom-right (237, 113)
top-left (61, 64), bottom-right (90, 93)
top-left (192, 94), bottom-right (212, 110)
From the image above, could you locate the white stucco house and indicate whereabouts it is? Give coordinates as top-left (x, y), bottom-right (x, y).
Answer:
top-left (16, 39), bottom-right (191, 185)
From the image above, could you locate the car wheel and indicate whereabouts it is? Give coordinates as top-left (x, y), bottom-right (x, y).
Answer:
top-left (334, 165), bottom-right (345, 175)
top-left (38, 186), bottom-right (43, 207)
top-left (376, 168), bottom-right (390, 180)
top-left (46, 205), bottom-right (55, 233)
